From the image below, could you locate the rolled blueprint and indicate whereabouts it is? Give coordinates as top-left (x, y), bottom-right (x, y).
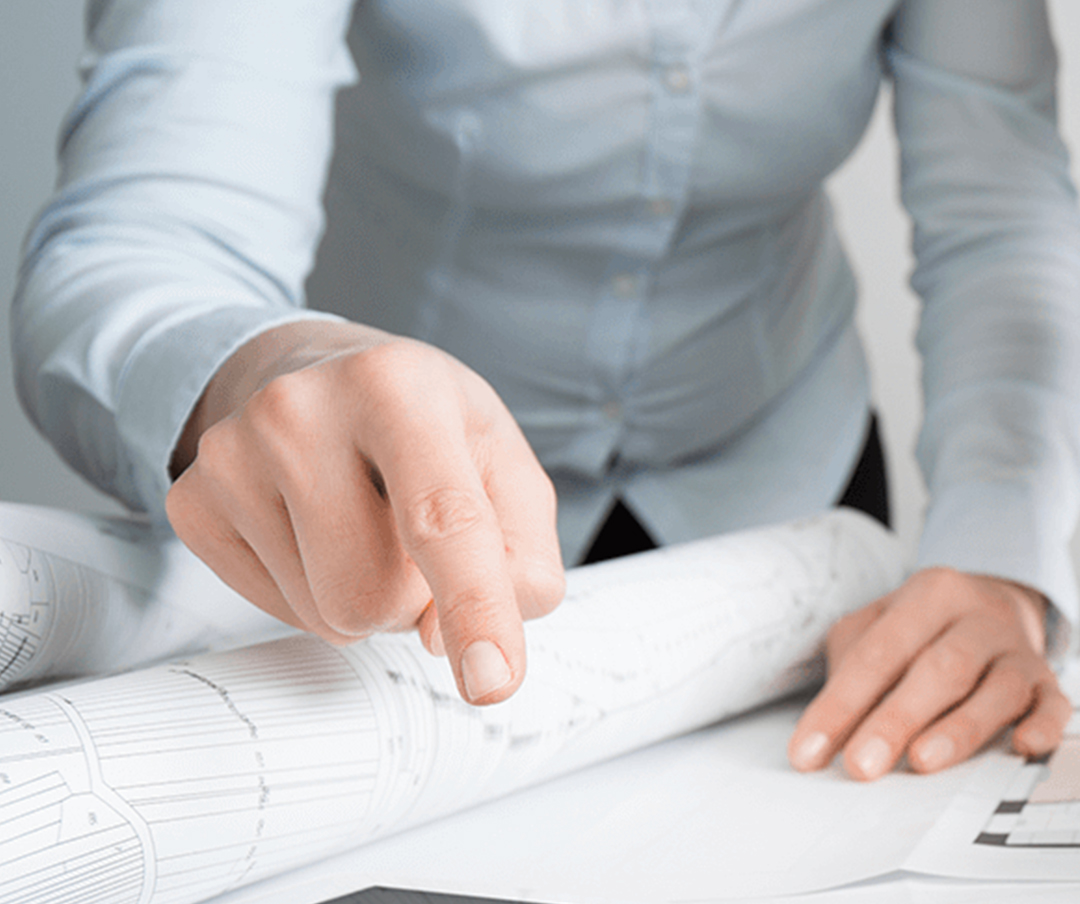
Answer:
top-left (0, 503), bottom-right (292, 690)
top-left (0, 508), bottom-right (904, 904)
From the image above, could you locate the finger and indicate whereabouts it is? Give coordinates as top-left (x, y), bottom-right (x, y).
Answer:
top-left (173, 422), bottom-right (356, 644)
top-left (278, 441), bottom-right (431, 637)
top-left (240, 370), bottom-right (414, 635)
top-left (219, 493), bottom-right (363, 644)
top-left (841, 614), bottom-right (1010, 780)
top-left (236, 369), bottom-right (431, 643)
top-left (824, 596), bottom-right (889, 673)
top-left (905, 652), bottom-right (1046, 774)
top-left (167, 465), bottom-right (305, 632)
top-left (371, 412), bottom-right (525, 706)
top-left (480, 426), bottom-right (565, 621)
top-left (1012, 672), bottom-right (1073, 758)
top-left (788, 596), bottom-right (888, 771)
top-left (789, 587), bottom-right (955, 772)
top-left (417, 600), bottom-right (446, 656)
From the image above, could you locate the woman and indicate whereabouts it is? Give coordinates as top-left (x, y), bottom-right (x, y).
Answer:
top-left (12, 0), bottom-right (1078, 778)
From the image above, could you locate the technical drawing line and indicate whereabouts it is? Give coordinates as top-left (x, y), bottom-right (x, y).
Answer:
top-left (50, 693), bottom-right (157, 904)
top-left (0, 510), bottom-right (903, 904)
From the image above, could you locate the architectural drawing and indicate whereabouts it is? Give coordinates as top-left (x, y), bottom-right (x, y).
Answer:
top-left (0, 509), bottom-right (902, 904)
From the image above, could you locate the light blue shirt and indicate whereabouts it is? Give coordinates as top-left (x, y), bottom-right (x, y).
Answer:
top-left (12, 0), bottom-right (1080, 637)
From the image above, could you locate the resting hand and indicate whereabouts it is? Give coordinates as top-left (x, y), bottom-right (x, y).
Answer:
top-left (166, 320), bottom-right (565, 705)
top-left (787, 567), bottom-right (1070, 780)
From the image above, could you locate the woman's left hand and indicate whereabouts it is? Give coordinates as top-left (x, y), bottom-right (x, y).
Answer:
top-left (788, 567), bottom-right (1072, 780)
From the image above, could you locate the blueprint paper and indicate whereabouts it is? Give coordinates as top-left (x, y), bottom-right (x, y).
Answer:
top-left (205, 682), bottom-right (1080, 904)
top-left (0, 502), bottom-right (291, 690)
top-left (292, 700), bottom-right (976, 903)
top-left (0, 508), bottom-right (902, 904)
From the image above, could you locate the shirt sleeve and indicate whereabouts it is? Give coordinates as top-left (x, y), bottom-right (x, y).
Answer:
top-left (888, 0), bottom-right (1080, 651)
top-left (11, 0), bottom-right (358, 522)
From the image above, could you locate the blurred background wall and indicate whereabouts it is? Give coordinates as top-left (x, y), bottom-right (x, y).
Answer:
top-left (1, 2), bottom-right (1079, 568)
top-left (0, 2), bottom-right (109, 513)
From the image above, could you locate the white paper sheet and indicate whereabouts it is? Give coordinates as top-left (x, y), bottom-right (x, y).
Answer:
top-left (905, 661), bottom-right (1080, 882)
top-left (224, 699), bottom-right (974, 904)
top-left (0, 502), bottom-right (291, 690)
top-left (0, 509), bottom-right (903, 904)
top-left (206, 687), bottom-right (1080, 904)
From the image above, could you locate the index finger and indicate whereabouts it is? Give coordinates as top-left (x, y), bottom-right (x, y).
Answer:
top-left (367, 406), bottom-right (526, 706)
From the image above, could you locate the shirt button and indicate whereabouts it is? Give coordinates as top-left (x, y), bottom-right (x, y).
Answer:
top-left (648, 197), bottom-right (675, 217)
top-left (602, 401), bottom-right (622, 420)
top-left (611, 273), bottom-right (640, 298)
top-left (663, 64), bottom-right (691, 93)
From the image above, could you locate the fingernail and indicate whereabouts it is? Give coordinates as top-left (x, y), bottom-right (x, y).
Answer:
top-left (461, 640), bottom-right (512, 702)
top-left (916, 735), bottom-right (955, 771)
top-left (853, 736), bottom-right (892, 780)
top-left (792, 732), bottom-right (831, 771)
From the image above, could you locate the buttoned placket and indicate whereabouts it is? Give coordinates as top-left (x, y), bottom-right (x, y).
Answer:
top-left (579, 1), bottom-right (729, 478)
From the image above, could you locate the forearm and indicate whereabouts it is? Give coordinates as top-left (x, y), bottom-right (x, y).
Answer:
top-left (13, 0), bottom-right (357, 517)
top-left (890, 0), bottom-right (1080, 639)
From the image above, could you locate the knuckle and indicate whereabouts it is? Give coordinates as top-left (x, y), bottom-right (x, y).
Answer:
top-left (350, 339), bottom-right (423, 372)
top-left (401, 486), bottom-right (489, 549)
top-left (877, 705), bottom-right (923, 739)
top-left (192, 420), bottom-right (244, 473)
top-left (180, 424), bottom-right (256, 502)
top-left (309, 560), bottom-right (422, 636)
top-left (243, 374), bottom-right (337, 495)
top-left (924, 642), bottom-right (981, 687)
top-left (996, 648), bottom-right (1034, 679)
top-left (848, 634), bottom-right (894, 675)
top-left (809, 689), bottom-right (864, 732)
top-left (995, 661), bottom-right (1034, 704)
top-left (944, 712), bottom-right (984, 753)
top-left (975, 661), bottom-right (1033, 728)
top-left (435, 585), bottom-right (506, 631)
top-left (248, 371), bottom-right (319, 435)
top-left (310, 546), bottom-right (429, 637)
top-left (918, 565), bottom-right (964, 591)
top-left (339, 346), bottom-right (389, 392)
top-left (977, 590), bottom-right (1017, 627)
top-left (346, 342), bottom-right (440, 403)
top-left (915, 566), bottom-right (972, 608)
top-left (315, 581), bottom-right (397, 636)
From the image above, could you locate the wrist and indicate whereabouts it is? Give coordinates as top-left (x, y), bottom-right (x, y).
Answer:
top-left (987, 575), bottom-right (1050, 655)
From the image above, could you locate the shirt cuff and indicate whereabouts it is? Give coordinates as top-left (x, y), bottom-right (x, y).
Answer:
top-left (917, 480), bottom-right (1078, 660)
top-left (114, 304), bottom-right (347, 525)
